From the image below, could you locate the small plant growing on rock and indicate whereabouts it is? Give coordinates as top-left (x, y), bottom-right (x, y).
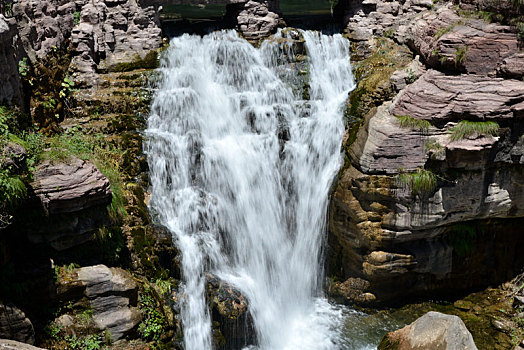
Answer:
top-left (138, 287), bottom-right (168, 342)
top-left (395, 115), bottom-right (432, 132)
top-left (449, 120), bottom-right (499, 141)
top-left (455, 46), bottom-right (468, 66)
top-left (425, 138), bottom-right (445, 159)
top-left (74, 11), bottom-right (80, 25)
top-left (396, 168), bottom-right (438, 196)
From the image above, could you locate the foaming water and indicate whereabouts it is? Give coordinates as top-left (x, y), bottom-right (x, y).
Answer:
top-left (146, 29), bottom-right (355, 350)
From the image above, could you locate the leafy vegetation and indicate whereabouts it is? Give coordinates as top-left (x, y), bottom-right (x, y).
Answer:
top-left (138, 287), bottom-right (168, 342)
top-left (395, 115), bottom-right (432, 132)
top-left (396, 168), bottom-right (438, 196)
top-left (64, 334), bottom-right (103, 350)
top-left (74, 11), bottom-right (81, 25)
top-left (449, 120), bottom-right (499, 141)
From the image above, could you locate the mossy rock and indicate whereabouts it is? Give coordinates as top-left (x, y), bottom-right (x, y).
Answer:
top-left (107, 51), bottom-right (160, 73)
top-left (348, 37), bottom-right (412, 121)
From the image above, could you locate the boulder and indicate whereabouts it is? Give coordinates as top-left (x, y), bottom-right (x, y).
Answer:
top-left (57, 264), bottom-right (141, 341)
top-left (207, 276), bottom-right (255, 350)
top-left (0, 339), bottom-right (44, 350)
top-left (0, 304), bottom-right (35, 345)
top-left (226, 0), bottom-right (284, 40)
top-left (497, 52), bottom-right (524, 80)
top-left (32, 157), bottom-right (111, 215)
top-left (378, 311), bottom-right (477, 349)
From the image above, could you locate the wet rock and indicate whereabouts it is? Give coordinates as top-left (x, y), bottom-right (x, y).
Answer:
top-left (207, 276), bottom-right (255, 350)
top-left (0, 304), bottom-right (35, 345)
top-left (329, 277), bottom-right (377, 304)
top-left (0, 339), bottom-right (44, 350)
top-left (32, 157), bottom-right (111, 215)
top-left (378, 311), bottom-right (478, 350)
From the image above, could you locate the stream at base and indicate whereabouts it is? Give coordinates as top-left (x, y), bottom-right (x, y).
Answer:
top-left (146, 29), bottom-right (398, 349)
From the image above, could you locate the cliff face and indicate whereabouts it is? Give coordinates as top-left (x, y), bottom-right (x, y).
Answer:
top-left (329, 0), bottom-right (524, 304)
top-left (0, 14), bottom-right (21, 105)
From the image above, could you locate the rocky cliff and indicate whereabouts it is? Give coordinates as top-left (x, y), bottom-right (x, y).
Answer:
top-left (329, 0), bottom-right (524, 305)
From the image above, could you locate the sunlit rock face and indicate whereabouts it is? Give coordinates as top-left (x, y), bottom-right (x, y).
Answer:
top-left (325, 0), bottom-right (524, 306)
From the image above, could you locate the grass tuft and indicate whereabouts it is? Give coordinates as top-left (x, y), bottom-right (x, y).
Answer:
top-left (449, 120), bottom-right (499, 141)
top-left (455, 46), bottom-right (468, 66)
top-left (395, 115), bottom-right (432, 132)
top-left (396, 168), bottom-right (438, 196)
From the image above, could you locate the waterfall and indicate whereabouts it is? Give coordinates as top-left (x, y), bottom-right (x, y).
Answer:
top-left (146, 29), bottom-right (355, 350)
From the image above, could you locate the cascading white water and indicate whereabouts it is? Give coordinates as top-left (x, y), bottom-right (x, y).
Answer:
top-left (146, 29), bottom-right (355, 350)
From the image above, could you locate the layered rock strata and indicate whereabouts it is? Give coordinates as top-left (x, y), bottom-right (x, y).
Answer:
top-left (330, 1), bottom-right (524, 304)
top-left (56, 264), bottom-right (142, 340)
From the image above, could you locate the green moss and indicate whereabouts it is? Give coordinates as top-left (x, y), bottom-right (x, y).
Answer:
top-left (449, 120), bottom-right (499, 141)
top-left (395, 115), bottom-right (432, 132)
top-left (396, 168), bottom-right (438, 196)
top-left (110, 51), bottom-right (159, 73)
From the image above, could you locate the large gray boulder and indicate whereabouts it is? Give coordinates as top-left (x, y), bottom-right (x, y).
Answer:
top-left (378, 311), bottom-right (477, 349)
top-left (0, 339), bottom-right (44, 350)
top-left (32, 157), bottom-right (111, 215)
top-left (0, 304), bottom-right (35, 345)
top-left (24, 157), bottom-right (112, 250)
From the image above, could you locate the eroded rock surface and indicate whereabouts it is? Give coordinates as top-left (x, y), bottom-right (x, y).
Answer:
top-left (71, 0), bottom-right (162, 75)
top-left (0, 15), bottom-right (21, 105)
top-left (56, 264), bottom-right (141, 341)
top-left (0, 304), bottom-right (35, 345)
top-left (403, 6), bottom-right (519, 74)
top-left (226, 0), bottom-right (284, 40)
top-left (33, 157), bottom-right (111, 215)
top-left (0, 339), bottom-right (44, 350)
top-left (378, 311), bottom-right (478, 350)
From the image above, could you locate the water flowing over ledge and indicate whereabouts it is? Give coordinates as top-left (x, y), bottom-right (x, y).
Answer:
top-left (146, 29), bottom-right (355, 350)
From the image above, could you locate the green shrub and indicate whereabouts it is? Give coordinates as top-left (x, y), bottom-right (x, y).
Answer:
top-left (396, 168), bottom-right (438, 195)
top-left (65, 334), bottom-right (102, 350)
top-left (449, 120), bottom-right (499, 141)
top-left (395, 115), bottom-right (432, 132)
top-left (0, 169), bottom-right (27, 211)
top-left (18, 57), bottom-right (29, 77)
